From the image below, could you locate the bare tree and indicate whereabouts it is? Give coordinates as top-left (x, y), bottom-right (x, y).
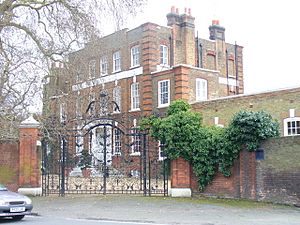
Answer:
top-left (0, 0), bottom-right (146, 139)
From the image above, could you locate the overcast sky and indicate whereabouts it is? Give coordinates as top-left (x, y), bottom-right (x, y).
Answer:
top-left (124, 0), bottom-right (300, 94)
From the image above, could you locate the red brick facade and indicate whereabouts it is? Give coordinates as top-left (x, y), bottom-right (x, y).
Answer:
top-left (0, 117), bottom-right (41, 191)
top-left (171, 158), bottom-right (191, 188)
top-left (19, 126), bottom-right (41, 188)
top-left (42, 8), bottom-right (244, 185)
top-left (0, 141), bottom-right (19, 191)
top-left (185, 136), bottom-right (300, 205)
top-left (172, 150), bottom-right (257, 199)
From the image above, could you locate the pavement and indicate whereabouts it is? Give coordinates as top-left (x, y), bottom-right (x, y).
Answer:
top-left (31, 195), bottom-right (300, 225)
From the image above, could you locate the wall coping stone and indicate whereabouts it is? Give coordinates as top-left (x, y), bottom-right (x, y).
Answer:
top-left (19, 116), bottom-right (40, 128)
top-left (18, 187), bottom-right (42, 196)
top-left (170, 188), bottom-right (192, 197)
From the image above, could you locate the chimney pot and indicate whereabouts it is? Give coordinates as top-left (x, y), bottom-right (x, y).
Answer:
top-left (212, 20), bottom-right (220, 25)
top-left (184, 7), bottom-right (187, 14)
top-left (176, 8), bottom-right (179, 14)
top-left (188, 8), bottom-right (191, 16)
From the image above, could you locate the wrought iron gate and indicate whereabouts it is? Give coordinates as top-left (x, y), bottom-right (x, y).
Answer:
top-left (41, 92), bottom-right (169, 196)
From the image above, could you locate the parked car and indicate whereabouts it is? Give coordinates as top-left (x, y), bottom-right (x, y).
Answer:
top-left (0, 184), bottom-right (33, 220)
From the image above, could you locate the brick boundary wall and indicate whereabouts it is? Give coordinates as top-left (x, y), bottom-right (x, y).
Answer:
top-left (0, 117), bottom-right (41, 193)
top-left (192, 86), bottom-right (300, 133)
top-left (176, 136), bottom-right (300, 205)
top-left (257, 136), bottom-right (300, 205)
top-left (0, 140), bottom-right (19, 192)
top-left (190, 149), bottom-right (256, 199)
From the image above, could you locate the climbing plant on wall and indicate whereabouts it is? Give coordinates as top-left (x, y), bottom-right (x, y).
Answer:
top-left (217, 110), bottom-right (280, 177)
top-left (141, 100), bottom-right (280, 190)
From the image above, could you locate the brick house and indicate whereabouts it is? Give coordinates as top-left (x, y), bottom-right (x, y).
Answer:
top-left (42, 7), bottom-right (300, 200)
top-left (42, 6), bottom-right (243, 184)
top-left (43, 6), bottom-right (243, 162)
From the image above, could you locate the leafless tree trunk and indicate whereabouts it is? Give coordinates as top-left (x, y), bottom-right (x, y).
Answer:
top-left (0, 0), bottom-right (146, 139)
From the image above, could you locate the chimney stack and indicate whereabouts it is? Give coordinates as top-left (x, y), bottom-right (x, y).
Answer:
top-left (167, 6), bottom-right (180, 26)
top-left (166, 6), bottom-right (196, 66)
top-left (209, 20), bottom-right (225, 41)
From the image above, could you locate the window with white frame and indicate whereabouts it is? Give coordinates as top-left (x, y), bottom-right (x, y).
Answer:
top-left (113, 128), bottom-right (122, 155)
top-left (100, 56), bottom-right (108, 76)
top-left (113, 86), bottom-right (121, 113)
top-left (89, 60), bottom-right (96, 78)
top-left (131, 82), bottom-right (140, 110)
top-left (131, 127), bottom-right (141, 155)
top-left (160, 45), bottom-right (168, 65)
top-left (284, 117), bottom-right (300, 136)
top-left (158, 141), bottom-right (166, 161)
top-left (131, 45), bottom-right (140, 67)
top-left (113, 51), bottom-right (121, 72)
top-left (196, 78), bottom-right (208, 101)
top-left (158, 79), bottom-right (170, 107)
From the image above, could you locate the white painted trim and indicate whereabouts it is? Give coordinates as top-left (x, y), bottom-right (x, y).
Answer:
top-left (173, 64), bottom-right (220, 73)
top-left (129, 152), bottom-right (141, 156)
top-left (191, 86), bottom-right (300, 104)
top-left (20, 116), bottom-right (40, 128)
top-left (158, 141), bottom-right (166, 161)
top-left (130, 82), bottom-right (140, 111)
top-left (170, 188), bottom-right (192, 197)
top-left (72, 67), bottom-right (143, 91)
top-left (129, 109), bottom-right (141, 112)
top-left (113, 51), bottom-right (121, 73)
top-left (196, 78), bottom-right (208, 101)
top-left (18, 187), bottom-right (42, 196)
top-left (157, 105), bottom-right (169, 109)
top-left (36, 140), bottom-right (42, 146)
top-left (130, 45), bottom-right (140, 68)
top-left (283, 117), bottom-right (300, 136)
top-left (159, 45), bottom-right (168, 65)
top-left (151, 63), bottom-right (221, 75)
top-left (289, 109), bottom-right (295, 118)
top-left (155, 64), bottom-right (170, 72)
top-left (214, 117), bottom-right (219, 125)
top-left (158, 79), bottom-right (170, 108)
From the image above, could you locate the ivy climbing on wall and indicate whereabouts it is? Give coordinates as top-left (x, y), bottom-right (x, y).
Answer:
top-left (141, 100), bottom-right (280, 190)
